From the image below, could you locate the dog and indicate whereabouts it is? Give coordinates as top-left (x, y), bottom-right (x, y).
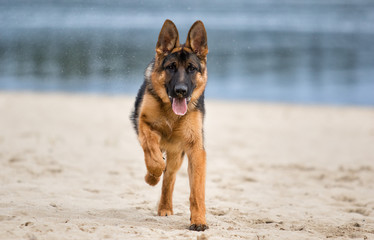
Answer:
top-left (130, 19), bottom-right (208, 231)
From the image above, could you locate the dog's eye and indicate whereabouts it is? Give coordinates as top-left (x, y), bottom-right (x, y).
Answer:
top-left (166, 63), bottom-right (176, 71)
top-left (187, 65), bottom-right (197, 73)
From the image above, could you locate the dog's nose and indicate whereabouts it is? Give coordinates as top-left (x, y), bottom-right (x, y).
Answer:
top-left (174, 84), bottom-right (188, 97)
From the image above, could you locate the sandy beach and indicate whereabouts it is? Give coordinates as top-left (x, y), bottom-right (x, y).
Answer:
top-left (0, 92), bottom-right (373, 240)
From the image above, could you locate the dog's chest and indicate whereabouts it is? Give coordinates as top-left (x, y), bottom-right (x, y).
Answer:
top-left (152, 116), bottom-right (183, 141)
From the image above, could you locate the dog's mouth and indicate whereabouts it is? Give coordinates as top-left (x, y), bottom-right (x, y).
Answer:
top-left (169, 97), bottom-right (191, 116)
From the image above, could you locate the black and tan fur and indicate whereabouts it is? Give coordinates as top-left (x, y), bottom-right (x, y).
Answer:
top-left (130, 20), bottom-right (208, 231)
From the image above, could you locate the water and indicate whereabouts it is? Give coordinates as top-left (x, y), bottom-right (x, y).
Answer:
top-left (1, 0), bottom-right (374, 105)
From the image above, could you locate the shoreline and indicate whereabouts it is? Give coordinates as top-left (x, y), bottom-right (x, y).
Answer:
top-left (1, 90), bottom-right (374, 109)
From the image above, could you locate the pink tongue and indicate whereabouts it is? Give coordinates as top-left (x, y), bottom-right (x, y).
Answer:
top-left (172, 98), bottom-right (187, 116)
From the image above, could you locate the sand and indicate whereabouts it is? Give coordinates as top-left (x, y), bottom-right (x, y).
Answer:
top-left (0, 92), bottom-right (373, 240)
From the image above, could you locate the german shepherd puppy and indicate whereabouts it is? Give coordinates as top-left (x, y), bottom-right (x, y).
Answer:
top-left (130, 20), bottom-right (208, 231)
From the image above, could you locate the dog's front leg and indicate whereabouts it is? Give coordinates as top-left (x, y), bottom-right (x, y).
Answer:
top-left (138, 119), bottom-right (165, 186)
top-left (187, 146), bottom-right (208, 231)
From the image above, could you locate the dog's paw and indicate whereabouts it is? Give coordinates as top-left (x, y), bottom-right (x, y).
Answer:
top-left (189, 224), bottom-right (209, 231)
top-left (158, 209), bottom-right (173, 216)
top-left (145, 155), bottom-right (166, 179)
top-left (144, 172), bottom-right (161, 186)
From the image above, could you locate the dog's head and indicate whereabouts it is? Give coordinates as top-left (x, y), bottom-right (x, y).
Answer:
top-left (151, 20), bottom-right (208, 116)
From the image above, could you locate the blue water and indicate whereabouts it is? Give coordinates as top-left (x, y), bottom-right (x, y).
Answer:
top-left (1, 0), bottom-right (374, 105)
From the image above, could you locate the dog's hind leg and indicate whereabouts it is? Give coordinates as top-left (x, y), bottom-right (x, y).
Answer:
top-left (158, 150), bottom-right (184, 216)
top-left (138, 120), bottom-right (165, 186)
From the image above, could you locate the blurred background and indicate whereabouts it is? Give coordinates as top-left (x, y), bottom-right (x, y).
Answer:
top-left (1, 0), bottom-right (373, 105)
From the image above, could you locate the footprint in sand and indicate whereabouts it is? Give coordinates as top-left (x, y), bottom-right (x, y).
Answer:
top-left (346, 208), bottom-right (371, 217)
top-left (209, 207), bottom-right (229, 217)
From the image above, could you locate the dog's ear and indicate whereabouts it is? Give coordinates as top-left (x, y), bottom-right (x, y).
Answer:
top-left (185, 20), bottom-right (208, 58)
top-left (156, 19), bottom-right (180, 56)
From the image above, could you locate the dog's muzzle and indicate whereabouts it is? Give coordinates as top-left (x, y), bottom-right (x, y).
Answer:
top-left (169, 83), bottom-right (190, 116)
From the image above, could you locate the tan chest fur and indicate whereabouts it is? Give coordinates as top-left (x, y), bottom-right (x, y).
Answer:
top-left (140, 93), bottom-right (203, 153)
